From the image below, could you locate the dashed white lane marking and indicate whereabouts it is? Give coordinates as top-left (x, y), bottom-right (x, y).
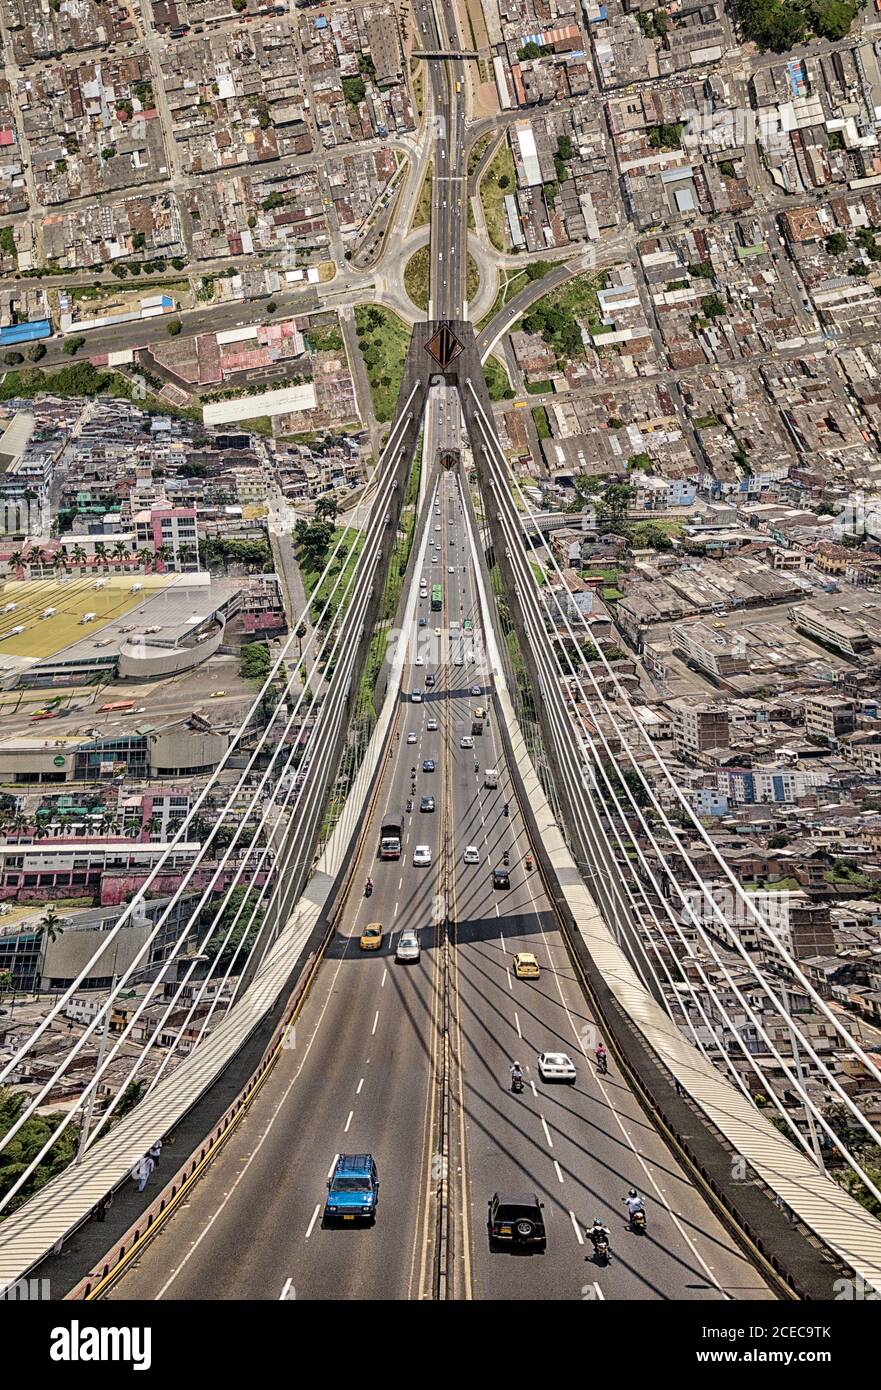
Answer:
top-left (394, 901), bottom-right (399, 917)
top-left (540, 1115), bottom-right (554, 1149)
top-left (554, 1160), bottom-right (564, 1184)
top-left (305, 1205), bottom-right (321, 1241)
top-left (530, 1080), bottom-right (537, 1097)
top-left (570, 1211), bottom-right (584, 1245)
top-left (356, 1078), bottom-right (365, 1095)
top-left (327, 1154), bottom-right (338, 1181)
top-left (506, 969), bottom-right (512, 992)
top-left (344, 1110), bottom-right (353, 1133)
top-left (371, 1010), bottom-right (380, 1036)
top-left (381, 969), bottom-right (387, 988)
top-left (593, 1282), bottom-right (605, 1300)
top-left (398, 876), bottom-right (403, 891)
top-left (280, 1276), bottom-right (294, 1299)
top-left (513, 1011), bottom-right (522, 1039)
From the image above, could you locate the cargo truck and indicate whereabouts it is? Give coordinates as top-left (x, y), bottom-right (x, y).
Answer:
top-left (379, 813), bottom-right (404, 859)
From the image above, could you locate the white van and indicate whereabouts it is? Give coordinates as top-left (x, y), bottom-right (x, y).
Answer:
top-left (484, 767), bottom-right (498, 788)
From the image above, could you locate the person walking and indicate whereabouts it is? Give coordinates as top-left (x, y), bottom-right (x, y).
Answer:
top-left (148, 1139), bottom-right (162, 1169)
top-left (131, 1155), bottom-right (154, 1193)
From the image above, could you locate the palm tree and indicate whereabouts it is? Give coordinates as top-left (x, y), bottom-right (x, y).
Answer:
top-left (52, 551), bottom-right (68, 579)
top-left (28, 545), bottom-right (44, 571)
top-left (72, 544), bottom-right (87, 573)
top-left (98, 813), bottom-right (119, 837)
top-left (143, 813), bottom-right (162, 839)
top-left (137, 547), bottom-right (153, 574)
top-left (10, 812), bottom-right (30, 838)
top-left (8, 550), bottom-right (24, 578)
top-left (154, 544), bottom-right (172, 573)
top-left (94, 542), bottom-right (108, 572)
top-left (112, 540), bottom-right (128, 567)
top-left (36, 905), bottom-right (65, 985)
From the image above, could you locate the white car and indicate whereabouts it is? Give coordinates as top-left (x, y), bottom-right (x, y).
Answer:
top-left (538, 1052), bottom-right (577, 1084)
top-left (448, 567), bottom-right (455, 574)
top-left (407, 732), bottom-right (417, 744)
top-left (415, 656), bottom-right (424, 666)
top-left (413, 844), bottom-right (432, 867)
top-left (454, 657), bottom-right (464, 666)
top-left (460, 735), bottom-right (473, 749)
top-left (426, 717), bottom-right (438, 731)
top-left (396, 929), bottom-right (420, 963)
top-left (463, 845), bottom-right (480, 864)
top-left (411, 691), bottom-right (422, 703)
top-left (435, 524), bottom-right (441, 532)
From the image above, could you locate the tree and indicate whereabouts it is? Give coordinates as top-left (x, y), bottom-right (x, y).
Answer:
top-left (0, 1087), bottom-right (78, 1212)
top-left (315, 496), bottom-right (338, 523)
top-left (27, 342), bottom-right (47, 361)
top-left (342, 76), bottom-right (366, 106)
top-left (702, 293), bottom-right (727, 318)
top-left (825, 232), bottom-right (847, 256)
top-left (240, 641), bottom-right (272, 683)
top-left (266, 300), bottom-right (277, 314)
top-left (63, 335), bottom-right (86, 355)
top-left (166, 318), bottom-right (182, 336)
top-left (3, 350), bottom-right (23, 365)
top-left (72, 543), bottom-right (87, 571)
top-left (93, 542), bottom-right (108, 570)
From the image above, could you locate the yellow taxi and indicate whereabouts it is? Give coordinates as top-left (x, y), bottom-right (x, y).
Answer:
top-left (359, 923), bottom-right (384, 951)
top-left (513, 952), bottom-right (540, 980)
top-left (210, 690), bottom-right (226, 698)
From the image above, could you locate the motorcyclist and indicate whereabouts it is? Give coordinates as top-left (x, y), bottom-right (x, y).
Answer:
top-left (595, 1042), bottom-right (607, 1069)
top-left (503, 802), bottom-right (509, 817)
top-left (365, 876), bottom-right (373, 893)
top-left (624, 1189), bottom-right (646, 1220)
top-left (589, 1217), bottom-right (610, 1247)
top-left (510, 1061), bottom-right (523, 1088)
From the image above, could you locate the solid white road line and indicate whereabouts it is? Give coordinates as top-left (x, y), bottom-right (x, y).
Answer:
top-left (305, 1205), bottom-right (321, 1241)
top-left (279, 1276), bottom-right (294, 1299)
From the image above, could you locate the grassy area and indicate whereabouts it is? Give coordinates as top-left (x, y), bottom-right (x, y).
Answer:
top-left (531, 405), bottom-right (551, 441)
top-left (522, 271), bottom-right (607, 362)
top-left (466, 253), bottom-right (480, 304)
top-left (529, 561), bottom-right (546, 587)
top-left (410, 58), bottom-right (424, 116)
top-left (480, 262), bottom-right (554, 327)
top-left (526, 379), bottom-right (553, 395)
top-left (468, 133), bottom-right (493, 177)
top-left (412, 162), bottom-right (433, 229)
top-left (746, 877), bottom-right (801, 893)
top-left (236, 416), bottom-right (274, 437)
top-left (483, 354), bottom-right (514, 401)
top-left (404, 246), bottom-right (430, 312)
top-left (479, 141), bottom-right (515, 252)
top-left (354, 304), bottom-right (410, 423)
top-left (306, 314), bottom-right (344, 353)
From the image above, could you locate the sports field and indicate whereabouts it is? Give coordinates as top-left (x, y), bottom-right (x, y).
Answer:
top-left (0, 575), bottom-right (171, 661)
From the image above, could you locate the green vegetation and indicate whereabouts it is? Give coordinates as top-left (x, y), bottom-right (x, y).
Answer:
top-left (825, 232), bottom-right (848, 256)
top-left (483, 355), bottom-right (514, 401)
top-left (354, 304), bottom-right (410, 423)
top-left (0, 1087), bottom-right (78, 1215)
top-left (628, 452), bottom-right (652, 472)
top-left (236, 415), bottom-right (274, 437)
top-left (0, 361), bottom-right (130, 402)
top-left (468, 133), bottom-right (493, 176)
top-left (3, 351), bottom-right (23, 366)
top-left (480, 141), bottom-right (516, 252)
top-left (294, 522), bottom-right (363, 629)
top-left (0, 226), bottom-right (15, 257)
top-left (692, 414), bottom-right (721, 430)
top-left (466, 253), bottom-right (480, 304)
top-left (701, 293), bottom-right (727, 318)
top-left (342, 75), bottom-right (366, 106)
top-left (412, 162), bottom-right (433, 229)
top-left (521, 271), bottom-right (605, 363)
top-left (719, 160), bottom-right (737, 178)
top-left (531, 405), bottom-right (551, 440)
top-left (688, 261), bottom-right (714, 279)
top-left (166, 318), bottom-right (182, 336)
top-left (306, 315), bottom-right (344, 353)
top-left (63, 335), bottom-right (86, 356)
top-left (738, 0), bottom-right (857, 50)
top-left (240, 641), bottom-right (273, 683)
top-left (201, 535), bottom-right (272, 572)
top-left (648, 123), bottom-right (684, 150)
top-left (404, 245), bottom-right (430, 311)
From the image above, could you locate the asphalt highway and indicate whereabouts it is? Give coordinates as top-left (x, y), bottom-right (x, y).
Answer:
top-left (107, 466), bottom-right (773, 1301)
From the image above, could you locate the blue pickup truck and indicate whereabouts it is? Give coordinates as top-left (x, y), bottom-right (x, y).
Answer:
top-left (324, 1154), bottom-right (379, 1223)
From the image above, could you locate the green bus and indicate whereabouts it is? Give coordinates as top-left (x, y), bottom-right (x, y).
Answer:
top-left (430, 583), bottom-right (443, 611)
top-left (463, 618), bottom-right (473, 631)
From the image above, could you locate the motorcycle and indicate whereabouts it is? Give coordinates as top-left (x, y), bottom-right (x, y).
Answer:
top-left (596, 1052), bottom-right (608, 1075)
top-left (524, 854), bottom-right (533, 871)
top-left (365, 881), bottom-right (373, 898)
top-left (590, 1231), bottom-right (610, 1264)
top-left (503, 804), bottom-right (509, 817)
top-left (406, 798), bottom-right (413, 812)
top-left (502, 850), bottom-right (509, 866)
top-left (511, 1074), bottom-right (524, 1094)
top-left (630, 1208), bottom-right (647, 1232)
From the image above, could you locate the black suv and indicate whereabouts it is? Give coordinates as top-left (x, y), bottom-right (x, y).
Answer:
top-left (487, 1192), bottom-right (546, 1251)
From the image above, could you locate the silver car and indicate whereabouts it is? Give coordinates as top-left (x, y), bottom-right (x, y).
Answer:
top-left (396, 929), bottom-right (420, 963)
